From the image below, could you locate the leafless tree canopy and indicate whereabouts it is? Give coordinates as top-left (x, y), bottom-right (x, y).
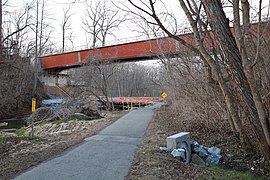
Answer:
top-left (0, 0), bottom-right (53, 119)
top-left (125, 0), bottom-right (270, 159)
top-left (82, 0), bottom-right (125, 48)
top-left (61, 5), bottom-right (73, 52)
top-left (71, 56), bottom-right (161, 110)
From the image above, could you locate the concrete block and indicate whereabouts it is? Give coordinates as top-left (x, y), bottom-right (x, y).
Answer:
top-left (191, 154), bottom-right (206, 165)
top-left (166, 132), bottom-right (191, 162)
top-left (166, 132), bottom-right (191, 149)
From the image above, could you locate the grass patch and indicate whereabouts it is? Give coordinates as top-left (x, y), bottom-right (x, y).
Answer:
top-left (52, 119), bottom-right (66, 125)
top-left (209, 166), bottom-right (264, 180)
top-left (15, 128), bottom-right (26, 137)
top-left (15, 128), bottom-right (45, 142)
top-left (0, 133), bottom-right (7, 143)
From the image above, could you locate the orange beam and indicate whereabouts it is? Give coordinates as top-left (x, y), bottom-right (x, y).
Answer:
top-left (112, 97), bottom-right (163, 104)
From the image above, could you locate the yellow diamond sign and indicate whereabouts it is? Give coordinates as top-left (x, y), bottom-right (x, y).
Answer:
top-left (161, 92), bottom-right (167, 99)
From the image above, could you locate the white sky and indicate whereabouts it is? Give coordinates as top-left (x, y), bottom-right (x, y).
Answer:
top-left (49, 0), bottom-right (182, 50)
top-left (4, 0), bottom-right (270, 54)
top-left (4, 0), bottom-right (182, 52)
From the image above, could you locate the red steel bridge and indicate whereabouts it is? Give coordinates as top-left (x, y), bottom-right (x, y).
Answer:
top-left (41, 23), bottom-right (270, 71)
top-left (41, 34), bottom-right (195, 71)
top-left (41, 23), bottom-right (270, 103)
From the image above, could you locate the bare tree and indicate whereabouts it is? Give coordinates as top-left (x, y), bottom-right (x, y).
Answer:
top-left (82, 0), bottom-right (102, 48)
top-left (0, 1), bottom-right (36, 119)
top-left (72, 56), bottom-right (118, 110)
top-left (4, 4), bottom-right (32, 58)
top-left (0, 0), bottom-right (8, 58)
top-left (82, 0), bottom-right (124, 48)
top-left (96, 2), bottom-right (124, 47)
top-left (61, 5), bottom-right (73, 52)
top-left (126, 0), bottom-right (270, 159)
top-left (200, 0), bottom-right (270, 159)
top-left (37, 0), bottom-right (53, 56)
top-left (33, 0), bottom-right (40, 96)
top-left (72, 58), bottom-right (161, 111)
top-left (0, 0), bottom-right (54, 119)
top-left (32, 0), bottom-right (54, 95)
top-left (114, 63), bottom-right (160, 97)
top-left (1, 0), bottom-right (31, 59)
top-left (0, 0), bottom-right (2, 58)
top-left (0, 56), bottom-right (37, 119)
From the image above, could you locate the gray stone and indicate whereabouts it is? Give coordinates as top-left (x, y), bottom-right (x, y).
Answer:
top-left (194, 146), bottom-right (208, 158)
top-left (77, 105), bottom-right (102, 119)
top-left (191, 154), bottom-right (206, 166)
top-left (208, 147), bottom-right (221, 155)
top-left (171, 148), bottom-right (185, 158)
top-left (166, 132), bottom-right (191, 163)
top-left (166, 132), bottom-right (191, 149)
top-left (205, 154), bottom-right (222, 165)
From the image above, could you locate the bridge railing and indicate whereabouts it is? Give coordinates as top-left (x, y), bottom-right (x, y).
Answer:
top-left (43, 28), bottom-right (193, 57)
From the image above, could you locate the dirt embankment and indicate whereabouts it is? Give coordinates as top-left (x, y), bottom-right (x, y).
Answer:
top-left (0, 111), bottom-right (126, 180)
top-left (127, 107), bottom-right (270, 179)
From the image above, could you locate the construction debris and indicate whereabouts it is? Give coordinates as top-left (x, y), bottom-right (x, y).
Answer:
top-left (192, 141), bottom-right (222, 165)
top-left (171, 148), bottom-right (185, 159)
top-left (160, 137), bottom-right (222, 165)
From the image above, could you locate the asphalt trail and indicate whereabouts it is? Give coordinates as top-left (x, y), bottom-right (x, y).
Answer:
top-left (14, 103), bottom-right (162, 180)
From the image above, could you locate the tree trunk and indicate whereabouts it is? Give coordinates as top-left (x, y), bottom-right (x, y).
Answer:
top-left (0, 0), bottom-right (2, 59)
top-left (202, 0), bottom-right (270, 159)
top-left (62, 26), bottom-right (65, 52)
top-left (33, 0), bottom-right (39, 96)
top-left (179, 0), bottom-right (247, 145)
top-left (237, 0), bottom-right (270, 145)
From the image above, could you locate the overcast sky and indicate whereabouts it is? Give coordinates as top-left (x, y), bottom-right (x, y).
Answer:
top-left (4, 0), bottom-right (270, 53)
top-left (4, 0), bottom-right (183, 51)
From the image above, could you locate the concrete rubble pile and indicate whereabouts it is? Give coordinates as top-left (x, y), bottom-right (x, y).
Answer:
top-left (160, 132), bottom-right (222, 166)
top-left (192, 141), bottom-right (222, 165)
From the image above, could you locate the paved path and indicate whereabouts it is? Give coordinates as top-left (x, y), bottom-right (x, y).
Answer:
top-left (14, 103), bottom-right (162, 180)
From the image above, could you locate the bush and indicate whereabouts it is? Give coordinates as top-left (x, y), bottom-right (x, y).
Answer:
top-left (15, 128), bottom-right (26, 137)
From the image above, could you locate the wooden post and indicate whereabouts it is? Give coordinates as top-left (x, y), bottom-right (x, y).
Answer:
top-left (127, 101), bottom-right (130, 110)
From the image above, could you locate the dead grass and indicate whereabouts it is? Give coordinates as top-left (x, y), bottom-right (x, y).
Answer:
top-left (126, 106), bottom-right (269, 179)
top-left (0, 111), bottom-right (127, 180)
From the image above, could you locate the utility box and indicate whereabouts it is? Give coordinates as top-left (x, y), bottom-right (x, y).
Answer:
top-left (166, 132), bottom-right (191, 163)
